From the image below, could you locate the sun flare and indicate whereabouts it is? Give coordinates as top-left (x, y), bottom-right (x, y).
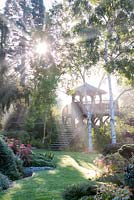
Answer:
top-left (35, 42), bottom-right (48, 55)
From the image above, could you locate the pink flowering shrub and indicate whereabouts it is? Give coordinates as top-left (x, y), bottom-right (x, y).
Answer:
top-left (6, 138), bottom-right (32, 166)
top-left (17, 144), bottom-right (32, 166)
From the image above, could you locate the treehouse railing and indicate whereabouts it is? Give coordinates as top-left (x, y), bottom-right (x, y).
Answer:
top-left (76, 100), bottom-right (119, 115)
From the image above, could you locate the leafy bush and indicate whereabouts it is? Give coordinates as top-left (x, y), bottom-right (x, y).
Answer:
top-left (92, 127), bottom-right (111, 153)
top-left (29, 152), bottom-right (55, 168)
top-left (18, 144), bottom-right (32, 167)
top-left (6, 137), bottom-right (55, 168)
top-left (124, 155), bottom-right (134, 193)
top-left (96, 173), bottom-right (124, 186)
top-left (94, 152), bottom-right (126, 174)
top-left (6, 138), bottom-right (32, 167)
top-left (0, 172), bottom-right (10, 191)
top-left (15, 156), bottom-right (24, 176)
top-left (3, 130), bottom-right (31, 144)
top-left (94, 183), bottom-right (131, 200)
top-left (118, 144), bottom-right (134, 159)
top-left (62, 182), bottom-right (97, 200)
top-left (125, 164), bottom-right (134, 188)
top-left (103, 152), bottom-right (127, 173)
top-left (30, 138), bottom-right (45, 148)
top-left (0, 138), bottom-right (21, 180)
top-left (6, 138), bottom-right (20, 154)
top-left (102, 143), bottom-right (124, 156)
top-left (63, 182), bottom-right (131, 200)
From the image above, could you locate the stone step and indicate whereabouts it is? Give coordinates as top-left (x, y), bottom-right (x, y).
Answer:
top-left (50, 121), bottom-right (75, 150)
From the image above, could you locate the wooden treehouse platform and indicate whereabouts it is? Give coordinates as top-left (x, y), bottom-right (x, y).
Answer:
top-left (62, 83), bottom-right (120, 126)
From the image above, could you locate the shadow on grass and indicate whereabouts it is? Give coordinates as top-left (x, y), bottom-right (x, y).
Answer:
top-left (0, 157), bottom-right (91, 200)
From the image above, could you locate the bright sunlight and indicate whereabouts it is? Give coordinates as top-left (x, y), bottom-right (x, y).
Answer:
top-left (35, 42), bottom-right (48, 55)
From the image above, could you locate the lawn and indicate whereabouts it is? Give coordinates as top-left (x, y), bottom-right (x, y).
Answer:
top-left (0, 150), bottom-right (101, 200)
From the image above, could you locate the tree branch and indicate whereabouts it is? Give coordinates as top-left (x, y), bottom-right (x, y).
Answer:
top-left (115, 88), bottom-right (134, 101)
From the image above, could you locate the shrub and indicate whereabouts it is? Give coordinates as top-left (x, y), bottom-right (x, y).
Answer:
top-left (103, 152), bottom-right (127, 173)
top-left (29, 152), bottom-right (55, 168)
top-left (0, 138), bottom-right (21, 180)
top-left (17, 144), bottom-right (32, 167)
top-left (62, 182), bottom-right (97, 200)
top-left (15, 156), bottom-right (24, 176)
top-left (124, 155), bottom-right (134, 195)
top-left (124, 164), bottom-right (134, 188)
top-left (94, 152), bottom-right (126, 174)
top-left (6, 138), bottom-right (20, 154)
top-left (95, 183), bottom-right (131, 200)
top-left (118, 144), bottom-right (134, 159)
top-left (30, 138), bottom-right (45, 148)
top-left (6, 137), bottom-right (55, 168)
top-left (92, 127), bottom-right (111, 153)
top-left (0, 172), bottom-right (10, 191)
top-left (96, 174), bottom-right (125, 186)
top-left (102, 143), bottom-right (124, 156)
top-left (2, 130), bottom-right (31, 144)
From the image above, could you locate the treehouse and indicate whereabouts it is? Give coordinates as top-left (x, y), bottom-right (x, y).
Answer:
top-left (62, 83), bottom-right (119, 128)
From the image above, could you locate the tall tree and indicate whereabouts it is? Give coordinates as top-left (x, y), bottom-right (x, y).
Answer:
top-left (0, 0), bottom-right (46, 113)
top-left (93, 0), bottom-right (134, 144)
top-left (0, 15), bottom-right (25, 113)
top-left (94, 0), bottom-right (134, 82)
top-left (45, 0), bottom-right (100, 151)
top-left (4, 0), bottom-right (45, 84)
top-left (26, 60), bottom-right (60, 143)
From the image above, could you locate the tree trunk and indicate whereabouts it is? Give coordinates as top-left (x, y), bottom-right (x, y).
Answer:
top-left (104, 40), bottom-right (116, 144)
top-left (42, 113), bottom-right (47, 144)
top-left (84, 83), bottom-right (93, 151)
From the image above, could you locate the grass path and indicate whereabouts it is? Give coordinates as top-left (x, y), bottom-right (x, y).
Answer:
top-left (0, 151), bottom-right (101, 200)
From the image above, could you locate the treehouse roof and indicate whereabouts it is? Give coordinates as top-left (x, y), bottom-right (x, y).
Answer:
top-left (73, 83), bottom-right (107, 97)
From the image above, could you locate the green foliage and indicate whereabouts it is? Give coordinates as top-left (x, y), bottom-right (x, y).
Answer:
top-left (25, 67), bottom-right (60, 142)
top-left (14, 156), bottom-right (24, 177)
top-left (94, 183), bottom-right (131, 200)
top-left (0, 172), bottom-right (10, 191)
top-left (96, 173), bottom-right (124, 186)
top-left (29, 152), bottom-right (55, 168)
top-left (103, 143), bottom-right (124, 156)
top-left (2, 130), bottom-right (31, 144)
top-left (3, 104), bottom-right (27, 131)
top-left (0, 138), bottom-right (22, 180)
top-left (103, 152), bottom-right (126, 173)
top-left (125, 164), bottom-right (134, 188)
top-left (118, 144), bottom-right (134, 159)
top-left (92, 127), bottom-right (111, 153)
top-left (115, 117), bottom-right (134, 144)
top-left (47, 0), bottom-right (100, 85)
top-left (94, 0), bottom-right (134, 84)
top-left (0, 151), bottom-right (98, 200)
top-left (62, 182), bottom-right (97, 200)
top-left (30, 138), bottom-right (45, 148)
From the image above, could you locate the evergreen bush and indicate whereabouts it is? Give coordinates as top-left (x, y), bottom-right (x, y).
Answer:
top-left (0, 172), bottom-right (10, 191)
top-left (0, 138), bottom-right (22, 180)
top-left (124, 164), bottom-right (134, 188)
